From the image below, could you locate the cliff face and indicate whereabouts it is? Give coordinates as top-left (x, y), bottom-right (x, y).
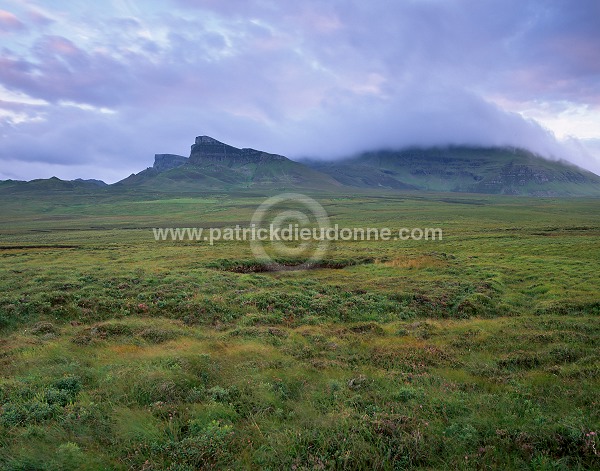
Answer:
top-left (153, 154), bottom-right (188, 172)
top-left (189, 136), bottom-right (286, 165)
top-left (110, 135), bottom-right (341, 191)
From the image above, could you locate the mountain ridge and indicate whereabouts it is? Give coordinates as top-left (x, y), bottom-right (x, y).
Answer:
top-left (304, 145), bottom-right (600, 196)
top-left (114, 135), bottom-right (342, 191)
top-left (2, 136), bottom-right (600, 196)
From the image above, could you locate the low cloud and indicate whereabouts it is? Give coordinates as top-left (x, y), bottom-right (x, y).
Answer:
top-left (1, 0), bottom-right (599, 182)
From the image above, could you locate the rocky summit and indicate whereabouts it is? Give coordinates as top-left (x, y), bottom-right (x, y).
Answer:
top-left (111, 135), bottom-right (340, 191)
top-left (153, 154), bottom-right (188, 172)
top-left (189, 136), bottom-right (287, 165)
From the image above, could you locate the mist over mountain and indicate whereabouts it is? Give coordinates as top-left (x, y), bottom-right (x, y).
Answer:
top-left (305, 145), bottom-right (600, 196)
top-left (1, 1), bottom-right (599, 182)
top-left (5, 135), bottom-right (597, 197)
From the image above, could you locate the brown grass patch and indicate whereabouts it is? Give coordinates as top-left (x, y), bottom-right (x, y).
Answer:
top-left (382, 255), bottom-right (445, 269)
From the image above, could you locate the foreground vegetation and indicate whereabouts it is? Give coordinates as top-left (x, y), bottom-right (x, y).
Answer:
top-left (0, 191), bottom-right (598, 469)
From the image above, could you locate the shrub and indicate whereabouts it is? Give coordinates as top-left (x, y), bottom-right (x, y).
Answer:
top-left (53, 442), bottom-right (85, 469)
top-left (393, 386), bottom-right (420, 403)
top-left (444, 422), bottom-right (479, 447)
top-left (208, 386), bottom-right (231, 403)
top-left (139, 328), bottom-right (177, 344)
top-left (454, 293), bottom-right (495, 318)
top-left (52, 376), bottom-right (82, 396)
top-left (25, 401), bottom-right (58, 422)
top-left (0, 403), bottom-right (25, 427)
top-left (173, 420), bottom-right (234, 467)
top-left (44, 388), bottom-right (72, 407)
top-left (30, 321), bottom-right (57, 336)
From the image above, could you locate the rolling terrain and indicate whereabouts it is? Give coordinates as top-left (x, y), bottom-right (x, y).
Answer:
top-left (0, 189), bottom-right (599, 469)
top-left (0, 136), bottom-right (599, 469)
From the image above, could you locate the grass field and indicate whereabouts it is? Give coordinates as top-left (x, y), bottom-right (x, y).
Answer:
top-left (0, 190), bottom-right (599, 469)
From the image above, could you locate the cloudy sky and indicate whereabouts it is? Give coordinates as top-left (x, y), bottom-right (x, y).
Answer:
top-left (1, 0), bottom-right (599, 182)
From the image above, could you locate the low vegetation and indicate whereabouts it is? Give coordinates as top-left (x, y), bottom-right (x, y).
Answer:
top-left (0, 191), bottom-right (598, 469)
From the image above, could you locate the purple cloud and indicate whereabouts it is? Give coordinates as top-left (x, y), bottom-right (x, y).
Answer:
top-left (0, 0), bottom-right (599, 182)
top-left (0, 9), bottom-right (25, 32)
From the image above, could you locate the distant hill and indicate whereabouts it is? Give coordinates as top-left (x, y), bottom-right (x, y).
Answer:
top-left (0, 176), bottom-right (107, 195)
top-left (2, 137), bottom-right (600, 197)
top-left (305, 146), bottom-right (600, 196)
top-left (115, 136), bottom-right (342, 191)
top-left (73, 178), bottom-right (108, 187)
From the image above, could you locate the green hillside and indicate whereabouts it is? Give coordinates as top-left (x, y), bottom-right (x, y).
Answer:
top-left (0, 177), bottom-right (109, 196)
top-left (3, 140), bottom-right (600, 197)
top-left (307, 147), bottom-right (600, 196)
top-left (116, 136), bottom-right (341, 191)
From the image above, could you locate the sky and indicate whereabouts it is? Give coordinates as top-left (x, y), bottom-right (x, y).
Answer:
top-left (0, 0), bottom-right (599, 183)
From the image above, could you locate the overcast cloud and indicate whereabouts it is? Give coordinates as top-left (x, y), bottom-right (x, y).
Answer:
top-left (1, 0), bottom-right (599, 182)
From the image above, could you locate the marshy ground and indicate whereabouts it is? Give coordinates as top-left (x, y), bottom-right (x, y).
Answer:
top-left (0, 192), bottom-right (598, 469)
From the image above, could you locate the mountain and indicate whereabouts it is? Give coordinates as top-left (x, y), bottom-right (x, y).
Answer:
top-left (305, 146), bottom-right (600, 196)
top-left (73, 178), bottom-right (108, 187)
top-left (2, 137), bottom-right (599, 196)
top-left (0, 176), bottom-right (107, 195)
top-left (116, 136), bottom-right (341, 191)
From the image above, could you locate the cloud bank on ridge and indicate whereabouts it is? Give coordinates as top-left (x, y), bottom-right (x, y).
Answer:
top-left (1, 0), bottom-right (599, 181)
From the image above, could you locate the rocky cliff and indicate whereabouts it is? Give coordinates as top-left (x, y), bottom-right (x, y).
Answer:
top-left (153, 154), bottom-right (188, 172)
top-left (189, 136), bottom-right (286, 165)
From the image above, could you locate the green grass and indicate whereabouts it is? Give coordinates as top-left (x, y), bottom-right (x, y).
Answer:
top-left (0, 191), bottom-right (599, 469)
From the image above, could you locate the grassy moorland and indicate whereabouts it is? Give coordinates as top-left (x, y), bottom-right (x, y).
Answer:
top-left (0, 191), bottom-right (598, 470)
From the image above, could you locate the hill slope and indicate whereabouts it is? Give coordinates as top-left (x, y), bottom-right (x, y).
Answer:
top-left (306, 146), bottom-right (600, 196)
top-left (116, 136), bottom-right (341, 191)
top-left (0, 177), bottom-right (107, 196)
top-left (3, 139), bottom-right (599, 197)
